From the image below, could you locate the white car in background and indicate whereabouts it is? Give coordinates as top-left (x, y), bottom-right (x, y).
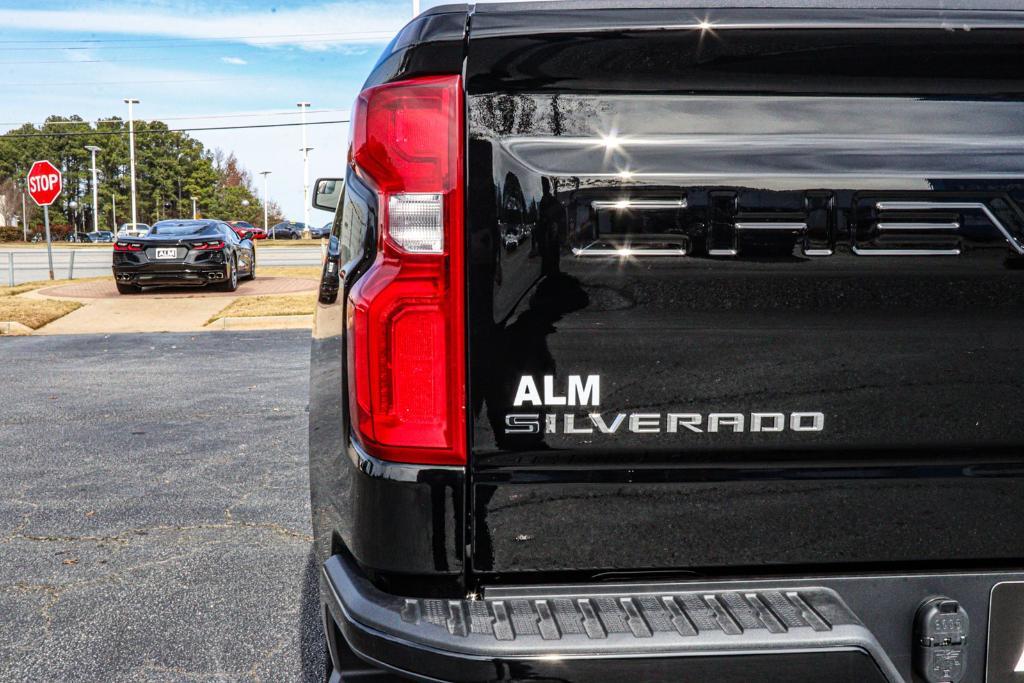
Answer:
top-left (117, 222), bottom-right (151, 238)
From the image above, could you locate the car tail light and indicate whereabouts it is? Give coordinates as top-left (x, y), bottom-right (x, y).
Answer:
top-left (192, 241), bottom-right (224, 251)
top-left (346, 74), bottom-right (465, 466)
top-left (114, 242), bottom-right (142, 252)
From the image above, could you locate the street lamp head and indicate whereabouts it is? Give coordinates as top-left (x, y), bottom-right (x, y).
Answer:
top-left (84, 145), bottom-right (101, 153)
top-left (296, 101), bottom-right (311, 108)
top-left (260, 170), bottom-right (272, 176)
top-left (124, 98), bottom-right (140, 104)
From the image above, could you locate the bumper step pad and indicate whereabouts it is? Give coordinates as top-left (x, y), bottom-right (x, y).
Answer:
top-left (404, 589), bottom-right (841, 642)
top-left (322, 555), bottom-right (903, 682)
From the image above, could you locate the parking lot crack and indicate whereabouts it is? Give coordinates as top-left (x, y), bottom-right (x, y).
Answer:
top-left (223, 471), bottom-right (273, 524)
top-left (2, 484), bottom-right (40, 545)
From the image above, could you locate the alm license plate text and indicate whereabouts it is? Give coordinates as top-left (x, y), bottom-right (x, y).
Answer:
top-left (154, 248), bottom-right (178, 259)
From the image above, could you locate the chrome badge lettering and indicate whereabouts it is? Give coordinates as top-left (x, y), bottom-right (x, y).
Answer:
top-left (506, 375), bottom-right (824, 436)
top-left (514, 374), bottom-right (601, 407)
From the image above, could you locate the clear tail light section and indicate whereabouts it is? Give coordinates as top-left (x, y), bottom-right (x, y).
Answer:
top-left (346, 75), bottom-right (465, 466)
top-left (387, 194), bottom-right (444, 253)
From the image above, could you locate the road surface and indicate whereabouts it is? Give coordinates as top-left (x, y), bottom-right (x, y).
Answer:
top-left (0, 246), bottom-right (324, 285)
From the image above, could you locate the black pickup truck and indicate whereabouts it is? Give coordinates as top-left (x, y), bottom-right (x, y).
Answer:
top-left (308, 2), bottom-right (1024, 681)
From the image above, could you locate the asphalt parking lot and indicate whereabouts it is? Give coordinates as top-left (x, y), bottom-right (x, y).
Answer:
top-left (0, 330), bottom-right (324, 682)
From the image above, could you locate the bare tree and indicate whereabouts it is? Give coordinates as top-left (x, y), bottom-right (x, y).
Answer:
top-left (0, 178), bottom-right (20, 228)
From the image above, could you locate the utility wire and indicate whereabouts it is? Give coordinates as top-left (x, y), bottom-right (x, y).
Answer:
top-left (0, 56), bottom-right (183, 64)
top-left (0, 108), bottom-right (351, 127)
top-left (0, 119), bottom-right (349, 138)
top-left (0, 31), bottom-right (395, 51)
top-left (0, 30), bottom-right (397, 45)
top-left (0, 77), bottom-right (244, 86)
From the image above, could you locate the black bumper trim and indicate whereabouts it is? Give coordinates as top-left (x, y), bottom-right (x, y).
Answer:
top-left (112, 265), bottom-right (228, 286)
top-left (321, 553), bottom-right (903, 682)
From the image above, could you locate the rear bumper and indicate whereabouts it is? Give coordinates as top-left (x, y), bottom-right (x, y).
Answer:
top-left (320, 552), bottom-right (903, 683)
top-left (112, 263), bottom-right (229, 287)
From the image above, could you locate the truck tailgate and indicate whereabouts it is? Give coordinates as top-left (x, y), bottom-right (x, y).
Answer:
top-left (464, 7), bottom-right (1024, 577)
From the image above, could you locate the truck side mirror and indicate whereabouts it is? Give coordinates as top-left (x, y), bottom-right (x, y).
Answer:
top-left (313, 178), bottom-right (344, 212)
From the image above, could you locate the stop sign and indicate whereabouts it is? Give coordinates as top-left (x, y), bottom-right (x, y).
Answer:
top-left (26, 160), bottom-right (62, 207)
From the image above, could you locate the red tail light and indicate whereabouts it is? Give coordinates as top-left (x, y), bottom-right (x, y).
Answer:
top-left (192, 241), bottom-right (224, 251)
top-left (346, 74), bottom-right (465, 466)
top-left (114, 242), bottom-right (142, 252)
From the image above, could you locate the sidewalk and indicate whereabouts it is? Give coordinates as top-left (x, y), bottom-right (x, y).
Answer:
top-left (13, 277), bottom-right (317, 335)
top-left (34, 296), bottom-right (232, 335)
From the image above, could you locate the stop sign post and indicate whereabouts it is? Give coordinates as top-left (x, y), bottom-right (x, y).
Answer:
top-left (27, 160), bottom-right (62, 280)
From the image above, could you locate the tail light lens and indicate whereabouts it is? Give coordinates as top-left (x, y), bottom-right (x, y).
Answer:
top-left (192, 241), bottom-right (224, 251)
top-left (347, 74), bottom-right (465, 466)
top-left (114, 242), bottom-right (142, 252)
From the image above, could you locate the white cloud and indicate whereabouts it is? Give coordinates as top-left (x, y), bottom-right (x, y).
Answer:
top-left (220, 57), bottom-right (247, 65)
top-left (0, 3), bottom-right (406, 50)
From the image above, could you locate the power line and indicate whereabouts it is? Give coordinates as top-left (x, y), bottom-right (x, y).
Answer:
top-left (0, 77), bottom-right (243, 86)
top-left (0, 119), bottom-right (350, 138)
top-left (0, 31), bottom-right (395, 51)
top-left (0, 108), bottom-right (351, 127)
top-left (0, 56), bottom-right (182, 65)
top-left (0, 29), bottom-right (396, 45)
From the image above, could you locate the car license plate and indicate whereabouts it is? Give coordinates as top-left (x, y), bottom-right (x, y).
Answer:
top-left (154, 248), bottom-right (177, 259)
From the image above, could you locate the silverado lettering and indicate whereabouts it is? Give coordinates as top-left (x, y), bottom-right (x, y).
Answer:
top-left (505, 411), bottom-right (825, 434)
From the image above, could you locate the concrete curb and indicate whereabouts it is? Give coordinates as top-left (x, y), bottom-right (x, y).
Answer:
top-left (206, 314), bottom-right (313, 331)
top-left (0, 320), bottom-right (34, 335)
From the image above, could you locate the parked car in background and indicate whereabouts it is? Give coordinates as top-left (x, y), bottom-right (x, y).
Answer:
top-left (117, 222), bottom-right (150, 238)
top-left (112, 219), bottom-right (254, 294)
top-left (228, 220), bottom-right (266, 240)
top-left (86, 231), bottom-right (114, 243)
top-left (309, 221), bottom-right (332, 239)
top-left (268, 221), bottom-right (306, 239)
top-left (66, 232), bottom-right (91, 243)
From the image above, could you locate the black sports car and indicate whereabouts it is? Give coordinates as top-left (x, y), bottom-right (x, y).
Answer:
top-left (111, 219), bottom-right (255, 294)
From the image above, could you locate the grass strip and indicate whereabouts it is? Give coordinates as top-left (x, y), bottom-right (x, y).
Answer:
top-left (0, 297), bottom-right (81, 329)
top-left (208, 293), bottom-right (316, 323)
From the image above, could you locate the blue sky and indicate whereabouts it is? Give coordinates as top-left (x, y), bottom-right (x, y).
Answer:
top-left (0, 0), bottom-right (451, 221)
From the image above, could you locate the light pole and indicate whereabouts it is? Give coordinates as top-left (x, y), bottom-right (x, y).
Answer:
top-left (124, 98), bottom-right (140, 230)
top-left (191, 196), bottom-right (198, 219)
top-left (84, 145), bottom-right (101, 234)
top-left (69, 201), bottom-right (79, 238)
top-left (259, 170), bottom-right (272, 236)
top-left (112, 194), bottom-right (117, 230)
top-left (21, 186), bottom-right (27, 241)
top-left (175, 151), bottom-right (184, 218)
top-left (297, 101), bottom-right (311, 233)
top-left (300, 146), bottom-right (314, 237)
